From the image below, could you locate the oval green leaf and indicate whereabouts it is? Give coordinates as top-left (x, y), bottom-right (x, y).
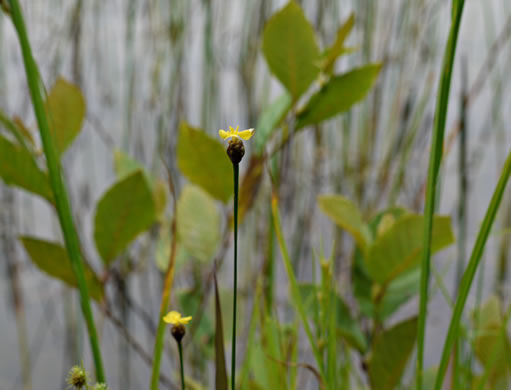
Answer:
top-left (318, 194), bottom-right (371, 253)
top-left (94, 170), bottom-right (156, 264)
top-left (262, 1), bottom-right (320, 99)
top-left (296, 64), bottom-right (381, 129)
top-left (0, 134), bottom-right (52, 201)
top-left (368, 317), bottom-right (418, 390)
top-left (20, 236), bottom-right (104, 301)
top-left (45, 77), bottom-right (86, 155)
top-left (365, 214), bottom-right (454, 284)
top-left (176, 184), bottom-right (220, 262)
top-left (177, 121), bottom-right (232, 203)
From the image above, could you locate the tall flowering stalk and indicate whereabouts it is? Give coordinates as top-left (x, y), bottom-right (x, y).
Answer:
top-left (164, 310), bottom-right (192, 390)
top-left (219, 126), bottom-right (254, 390)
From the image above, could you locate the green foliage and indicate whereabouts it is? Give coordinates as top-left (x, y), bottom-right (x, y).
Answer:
top-left (296, 64), bottom-right (381, 129)
top-left (177, 121), bottom-right (232, 203)
top-left (318, 194), bottom-right (372, 253)
top-left (365, 214), bottom-right (454, 284)
top-left (94, 170), bottom-right (156, 264)
top-left (319, 13), bottom-right (355, 74)
top-left (0, 134), bottom-right (53, 201)
top-left (176, 184), bottom-right (220, 262)
top-left (45, 77), bottom-right (86, 155)
top-left (20, 236), bottom-right (104, 301)
top-left (113, 149), bottom-right (167, 219)
top-left (368, 317), bottom-right (418, 390)
top-left (262, 1), bottom-right (320, 100)
top-left (214, 274), bottom-right (228, 390)
top-left (253, 92), bottom-right (292, 155)
top-left (472, 296), bottom-right (511, 384)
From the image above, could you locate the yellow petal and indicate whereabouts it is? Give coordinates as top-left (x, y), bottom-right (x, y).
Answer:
top-left (238, 128), bottom-right (255, 140)
top-left (180, 316), bottom-right (192, 324)
top-left (163, 310), bottom-right (181, 325)
top-left (219, 129), bottom-right (230, 139)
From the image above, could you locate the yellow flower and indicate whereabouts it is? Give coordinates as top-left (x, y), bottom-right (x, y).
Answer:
top-left (163, 310), bottom-right (192, 325)
top-left (218, 125), bottom-right (254, 141)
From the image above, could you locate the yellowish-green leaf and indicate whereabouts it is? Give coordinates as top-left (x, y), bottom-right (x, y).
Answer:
top-left (45, 77), bottom-right (86, 155)
top-left (176, 185), bottom-right (220, 262)
top-left (0, 134), bottom-right (52, 201)
top-left (296, 64), bottom-right (381, 129)
top-left (262, 1), bottom-right (320, 99)
top-left (20, 236), bottom-right (104, 301)
top-left (254, 92), bottom-right (292, 155)
top-left (320, 13), bottom-right (355, 74)
top-left (318, 194), bottom-right (371, 252)
top-left (365, 214), bottom-right (454, 284)
top-left (368, 317), bottom-right (417, 390)
top-left (177, 121), bottom-right (232, 203)
top-left (94, 170), bottom-right (156, 264)
top-left (113, 149), bottom-right (167, 219)
top-left (473, 296), bottom-right (511, 380)
top-left (113, 148), bottom-right (143, 178)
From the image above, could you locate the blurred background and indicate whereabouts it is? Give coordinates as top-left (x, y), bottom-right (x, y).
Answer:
top-left (1, 0), bottom-right (511, 388)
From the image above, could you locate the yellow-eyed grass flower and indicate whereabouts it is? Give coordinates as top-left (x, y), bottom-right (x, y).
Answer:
top-left (164, 310), bottom-right (192, 390)
top-left (219, 125), bottom-right (253, 390)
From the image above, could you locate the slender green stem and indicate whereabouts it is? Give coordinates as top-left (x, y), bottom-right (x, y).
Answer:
top-left (150, 218), bottom-right (178, 390)
top-left (178, 341), bottom-right (185, 390)
top-left (434, 149), bottom-right (511, 389)
top-left (416, 1), bottom-right (465, 389)
top-left (7, 0), bottom-right (105, 381)
top-left (231, 162), bottom-right (239, 390)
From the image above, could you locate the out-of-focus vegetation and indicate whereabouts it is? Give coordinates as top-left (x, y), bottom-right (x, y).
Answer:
top-left (1, 0), bottom-right (511, 389)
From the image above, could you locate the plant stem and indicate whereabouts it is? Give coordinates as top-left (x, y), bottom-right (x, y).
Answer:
top-left (178, 341), bottom-right (185, 390)
top-left (150, 217), bottom-right (178, 390)
top-left (231, 162), bottom-right (239, 390)
top-left (416, 1), bottom-right (465, 389)
top-left (7, 0), bottom-right (105, 381)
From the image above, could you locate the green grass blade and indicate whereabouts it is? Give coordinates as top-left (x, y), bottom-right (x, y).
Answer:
top-left (7, 0), bottom-right (105, 381)
top-left (417, 1), bottom-right (466, 388)
top-left (271, 193), bottom-right (325, 379)
top-left (434, 149), bottom-right (511, 389)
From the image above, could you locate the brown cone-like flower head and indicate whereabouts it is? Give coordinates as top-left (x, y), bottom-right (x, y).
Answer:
top-left (227, 137), bottom-right (245, 164)
top-left (171, 324), bottom-right (186, 343)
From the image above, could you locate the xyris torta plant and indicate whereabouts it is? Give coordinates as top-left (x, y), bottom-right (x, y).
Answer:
top-left (219, 125), bottom-right (254, 389)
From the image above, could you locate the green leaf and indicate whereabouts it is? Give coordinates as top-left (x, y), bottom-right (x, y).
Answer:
top-left (113, 148), bottom-right (144, 179)
top-left (318, 194), bottom-right (371, 252)
top-left (296, 64), bottom-right (381, 129)
top-left (380, 269), bottom-right (421, 319)
top-left (94, 170), bottom-right (156, 264)
top-left (336, 294), bottom-right (367, 352)
top-left (369, 317), bottom-right (418, 390)
top-left (0, 134), bottom-right (52, 201)
top-left (45, 77), bottom-right (86, 155)
top-left (253, 92), bottom-right (292, 155)
top-left (320, 13), bottom-right (355, 74)
top-left (176, 185), bottom-right (220, 262)
top-left (113, 149), bottom-right (167, 219)
top-left (262, 1), bottom-right (320, 99)
top-left (365, 214), bottom-right (454, 284)
top-left (472, 296), bottom-right (511, 380)
top-left (213, 274), bottom-right (228, 390)
top-left (20, 236), bottom-right (104, 301)
top-left (177, 121), bottom-right (232, 203)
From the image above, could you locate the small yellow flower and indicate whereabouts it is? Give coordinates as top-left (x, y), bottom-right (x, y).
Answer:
top-left (163, 310), bottom-right (192, 325)
top-left (218, 125), bottom-right (254, 141)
